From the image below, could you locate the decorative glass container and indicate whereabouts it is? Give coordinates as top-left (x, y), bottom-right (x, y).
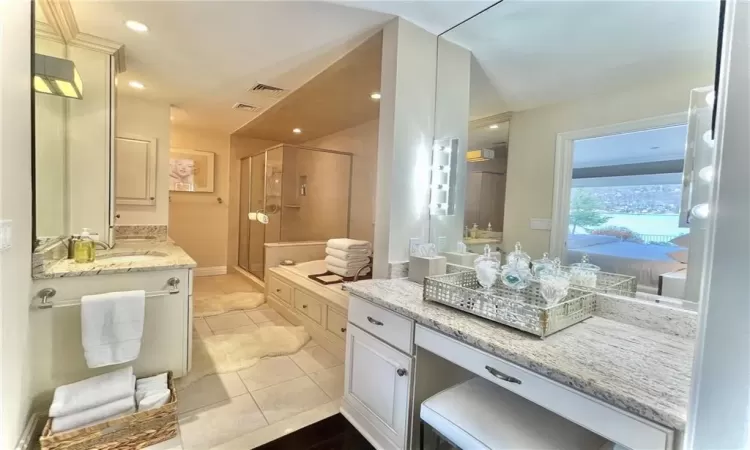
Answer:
top-left (506, 242), bottom-right (531, 267)
top-left (473, 244), bottom-right (500, 291)
top-left (569, 254), bottom-right (600, 288)
top-left (531, 252), bottom-right (555, 277)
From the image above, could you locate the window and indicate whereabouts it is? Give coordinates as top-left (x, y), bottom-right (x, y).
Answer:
top-left (563, 124), bottom-right (689, 290)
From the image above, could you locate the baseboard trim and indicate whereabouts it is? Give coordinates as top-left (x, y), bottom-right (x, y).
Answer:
top-left (16, 412), bottom-right (43, 450)
top-left (194, 266), bottom-right (227, 277)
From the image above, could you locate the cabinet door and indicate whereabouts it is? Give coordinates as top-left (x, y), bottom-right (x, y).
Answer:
top-left (115, 134), bottom-right (157, 205)
top-left (345, 325), bottom-right (411, 448)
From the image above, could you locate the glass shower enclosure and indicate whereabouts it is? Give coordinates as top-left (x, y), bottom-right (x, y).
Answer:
top-left (238, 144), bottom-right (353, 280)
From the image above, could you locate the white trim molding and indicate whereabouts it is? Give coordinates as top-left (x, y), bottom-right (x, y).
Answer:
top-left (193, 266), bottom-right (228, 277)
top-left (549, 112), bottom-right (688, 258)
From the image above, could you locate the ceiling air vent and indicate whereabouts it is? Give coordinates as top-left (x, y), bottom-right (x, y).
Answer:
top-left (232, 102), bottom-right (262, 112)
top-left (249, 83), bottom-right (287, 98)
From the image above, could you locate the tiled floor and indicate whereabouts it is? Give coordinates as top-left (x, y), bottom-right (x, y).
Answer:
top-left (148, 274), bottom-right (344, 450)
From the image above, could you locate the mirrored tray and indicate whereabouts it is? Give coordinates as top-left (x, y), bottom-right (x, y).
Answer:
top-left (423, 271), bottom-right (596, 338)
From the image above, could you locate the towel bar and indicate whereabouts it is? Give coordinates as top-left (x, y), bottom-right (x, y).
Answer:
top-left (34, 277), bottom-right (181, 309)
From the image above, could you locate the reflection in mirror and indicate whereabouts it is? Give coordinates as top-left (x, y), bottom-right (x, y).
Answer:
top-left (432, 0), bottom-right (719, 302)
top-left (34, 34), bottom-right (70, 242)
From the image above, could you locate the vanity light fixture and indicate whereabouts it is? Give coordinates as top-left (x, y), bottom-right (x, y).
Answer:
top-left (430, 138), bottom-right (459, 216)
top-left (292, 128), bottom-right (302, 134)
top-left (34, 53), bottom-right (83, 99)
top-left (125, 20), bottom-right (149, 33)
top-left (466, 149), bottom-right (495, 162)
top-left (370, 92), bottom-right (381, 100)
top-left (489, 124), bottom-right (499, 129)
top-left (698, 165), bottom-right (715, 183)
top-left (129, 80), bottom-right (145, 89)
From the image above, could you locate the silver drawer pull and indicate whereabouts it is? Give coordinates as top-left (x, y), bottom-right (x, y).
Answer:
top-left (367, 316), bottom-right (383, 326)
top-left (396, 368), bottom-right (407, 377)
top-left (485, 365), bottom-right (522, 384)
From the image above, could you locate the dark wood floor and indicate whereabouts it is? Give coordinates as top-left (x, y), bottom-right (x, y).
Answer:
top-left (254, 413), bottom-right (375, 450)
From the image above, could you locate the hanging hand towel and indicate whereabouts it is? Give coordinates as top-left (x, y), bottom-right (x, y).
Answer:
top-left (325, 247), bottom-right (371, 260)
top-left (81, 290), bottom-right (145, 368)
top-left (49, 367), bottom-right (135, 417)
top-left (326, 238), bottom-right (371, 252)
top-left (51, 396), bottom-right (136, 433)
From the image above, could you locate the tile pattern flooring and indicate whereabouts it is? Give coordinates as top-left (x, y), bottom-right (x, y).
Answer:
top-left (147, 274), bottom-right (344, 450)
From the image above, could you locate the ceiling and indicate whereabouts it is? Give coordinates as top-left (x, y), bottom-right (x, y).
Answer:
top-left (443, 0), bottom-right (720, 119)
top-left (468, 117), bottom-right (509, 150)
top-left (335, 1), bottom-right (496, 35)
top-left (67, 0), bottom-right (394, 133)
top-left (234, 31), bottom-right (382, 143)
top-left (573, 124), bottom-right (689, 169)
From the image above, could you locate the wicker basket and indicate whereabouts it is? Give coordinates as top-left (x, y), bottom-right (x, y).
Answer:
top-left (39, 372), bottom-right (178, 450)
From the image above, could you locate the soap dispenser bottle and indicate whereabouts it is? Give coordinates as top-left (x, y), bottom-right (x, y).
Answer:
top-left (470, 223), bottom-right (478, 239)
top-left (74, 228), bottom-right (95, 263)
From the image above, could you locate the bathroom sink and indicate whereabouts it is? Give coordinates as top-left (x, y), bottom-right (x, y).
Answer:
top-left (97, 252), bottom-right (168, 263)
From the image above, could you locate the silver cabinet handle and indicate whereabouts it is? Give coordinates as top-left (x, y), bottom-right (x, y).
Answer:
top-left (367, 316), bottom-right (383, 326)
top-left (485, 365), bottom-right (522, 384)
top-left (397, 368), bottom-right (407, 377)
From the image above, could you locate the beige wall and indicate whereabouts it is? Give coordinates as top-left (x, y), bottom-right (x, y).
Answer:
top-left (170, 126), bottom-right (231, 268)
top-left (303, 119), bottom-right (379, 243)
top-left (1, 1), bottom-right (33, 446)
top-left (227, 135), bottom-right (281, 269)
top-left (503, 71), bottom-right (714, 258)
top-left (116, 95), bottom-right (171, 225)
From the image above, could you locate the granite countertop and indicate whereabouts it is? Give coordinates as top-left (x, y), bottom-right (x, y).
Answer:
top-left (33, 240), bottom-right (197, 279)
top-left (344, 278), bottom-right (694, 430)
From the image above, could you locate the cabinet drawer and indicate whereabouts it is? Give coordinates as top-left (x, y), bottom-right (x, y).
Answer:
top-left (294, 289), bottom-right (323, 324)
top-left (268, 275), bottom-right (293, 306)
top-left (327, 308), bottom-right (348, 340)
top-left (415, 325), bottom-right (673, 450)
top-left (349, 296), bottom-right (414, 354)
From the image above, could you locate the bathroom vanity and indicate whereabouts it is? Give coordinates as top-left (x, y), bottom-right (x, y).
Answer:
top-left (341, 279), bottom-right (694, 450)
top-left (29, 238), bottom-right (196, 404)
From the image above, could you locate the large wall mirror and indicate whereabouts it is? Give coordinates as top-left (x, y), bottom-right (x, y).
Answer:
top-left (33, 12), bottom-right (117, 250)
top-left (430, 0), bottom-right (720, 303)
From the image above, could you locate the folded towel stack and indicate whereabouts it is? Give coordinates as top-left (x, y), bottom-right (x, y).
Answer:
top-left (325, 238), bottom-right (372, 278)
top-left (135, 373), bottom-right (171, 412)
top-left (49, 367), bottom-right (136, 433)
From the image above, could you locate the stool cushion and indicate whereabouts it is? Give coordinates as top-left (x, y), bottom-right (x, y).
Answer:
top-left (421, 377), bottom-right (607, 450)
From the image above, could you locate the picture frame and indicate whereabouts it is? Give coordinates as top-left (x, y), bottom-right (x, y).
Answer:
top-left (169, 148), bottom-right (215, 192)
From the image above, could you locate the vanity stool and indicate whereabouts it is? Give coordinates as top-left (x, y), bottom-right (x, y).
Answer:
top-left (419, 377), bottom-right (607, 450)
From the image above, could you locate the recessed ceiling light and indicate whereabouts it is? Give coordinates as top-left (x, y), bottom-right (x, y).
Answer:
top-left (489, 124), bottom-right (499, 129)
top-left (129, 80), bottom-right (145, 89)
top-left (292, 128), bottom-right (302, 134)
top-left (370, 92), bottom-right (381, 100)
top-left (125, 20), bottom-right (149, 33)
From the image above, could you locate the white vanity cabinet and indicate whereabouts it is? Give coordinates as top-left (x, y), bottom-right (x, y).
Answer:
top-left (30, 269), bottom-right (193, 402)
top-left (342, 296), bottom-right (415, 450)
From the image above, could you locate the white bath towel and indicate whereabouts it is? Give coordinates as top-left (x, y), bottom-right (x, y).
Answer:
top-left (81, 290), bottom-right (145, 368)
top-left (327, 265), bottom-right (371, 278)
top-left (327, 238), bottom-right (371, 252)
top-left (325, 247), bottom-right (371, 260)
top-left (49, 367), bottom-right (135, 417)
top-left (135, 373), bottom-right (168, 392)
top-left (325, 255), bottom-right (369, 270)
top-left (136, 389), bottom-right (171, 412)
top-left (51, 396), bottom-right (136, 433)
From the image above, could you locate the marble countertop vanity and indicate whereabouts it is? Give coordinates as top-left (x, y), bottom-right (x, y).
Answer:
top-left (344, 278), bottom-right (694, 431)
top-left (33, 240), bottom-right (196, 279)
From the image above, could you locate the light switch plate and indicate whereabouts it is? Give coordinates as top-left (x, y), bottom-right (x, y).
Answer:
top-left (0, 220), bottom-right (12, 251)
top-left (530, 218), bottom-right (552, 230)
